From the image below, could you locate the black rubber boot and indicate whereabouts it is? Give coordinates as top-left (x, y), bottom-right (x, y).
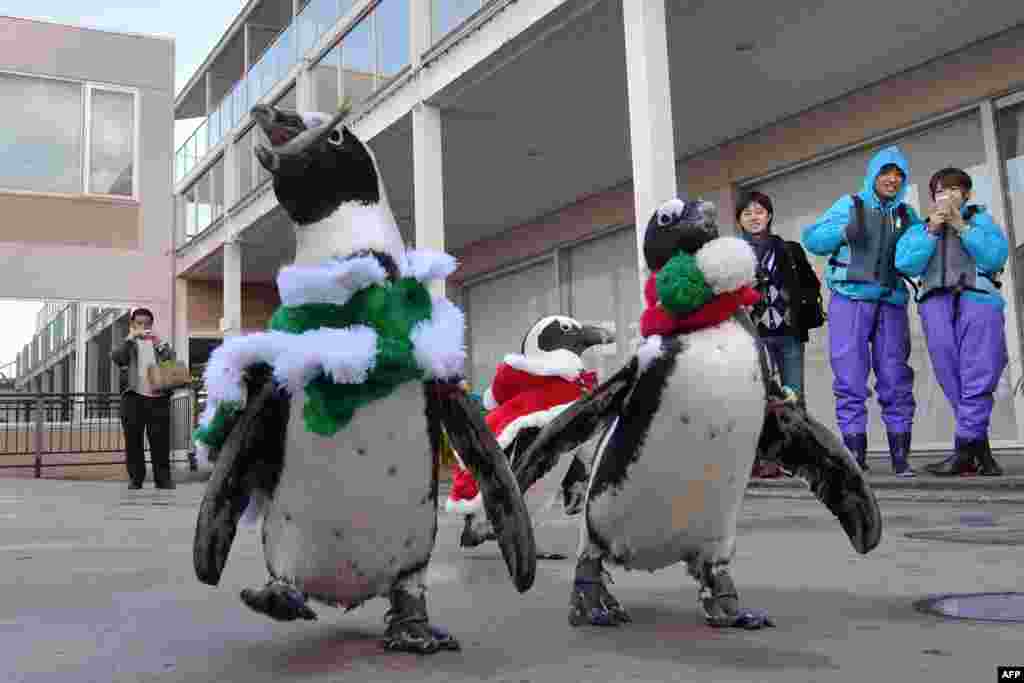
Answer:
top-left (842, 433), bottom-right (869, 472)
top-left (973, 437), bottom-right (1003, 477)
top-left (924, 436), bottom-right (975, 477)
top-left (886, 431), bottom-right (914, 478)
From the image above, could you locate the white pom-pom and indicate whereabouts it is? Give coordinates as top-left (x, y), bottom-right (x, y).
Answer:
top-left (411, 297), bottom-right (467, 379)
top-left (695, 236), bottom-right (756, 294)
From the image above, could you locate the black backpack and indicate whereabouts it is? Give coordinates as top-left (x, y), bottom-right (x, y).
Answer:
top-left (785, 242), bottom-right (826, 332)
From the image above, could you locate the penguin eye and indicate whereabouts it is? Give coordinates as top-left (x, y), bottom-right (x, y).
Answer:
top-left (327, 129), bottom-right (343, 146)
top-left (559, 321), bottom-right (573, 333)
top-left (656, 198), bottom-right (686, 226)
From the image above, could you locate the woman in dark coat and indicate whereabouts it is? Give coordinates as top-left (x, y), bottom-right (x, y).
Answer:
top-left (736, 191), bottom-right (824, 477)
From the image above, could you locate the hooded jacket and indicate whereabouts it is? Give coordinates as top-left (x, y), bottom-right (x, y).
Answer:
top-left (802, 147), bottom-right (921, 306)
top-left (894, 204), bottom-right (1008, 310)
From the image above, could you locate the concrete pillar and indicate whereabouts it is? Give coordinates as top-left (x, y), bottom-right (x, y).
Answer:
top-left (86, 338), bottom-right (99, 395)
top-left (295, 59), bottom-right (314, 112)
top-left (109, 324), bottom-right (121, 393)
top-left (175, 278), bottom-right (190, 364)
top-left (412, 102), bottom-right (446, 297)
top-left (409, 0), bottom-right (432, 65)
top-left (205, 72), bottom-right (213, 116)
top-left (222, 240), bottom-right (243, 337)
top-left (74, 303), bottom-right (87, 393)
top-left (622, 0), bottom-right (677, 281)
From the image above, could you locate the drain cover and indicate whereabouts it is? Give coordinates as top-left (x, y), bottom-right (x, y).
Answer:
top-left (914, 593), bottom-right (1024, 623)
top-left (905, 528), bottom-right (1024, 545)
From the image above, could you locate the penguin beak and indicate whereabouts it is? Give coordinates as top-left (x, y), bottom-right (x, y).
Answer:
top-left (252, 102), bottom-right (351, 177)
top-left (578, 324), bottom-right (615, 353)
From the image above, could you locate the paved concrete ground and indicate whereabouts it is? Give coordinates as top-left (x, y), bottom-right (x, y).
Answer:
top-left (4, 478), bottom-right (1023, 683)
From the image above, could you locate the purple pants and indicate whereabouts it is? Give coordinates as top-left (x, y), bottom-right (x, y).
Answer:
top-left (919, 293), bottom-right (1008, 440)
top-left (829, 294), bottom-right (915, 435)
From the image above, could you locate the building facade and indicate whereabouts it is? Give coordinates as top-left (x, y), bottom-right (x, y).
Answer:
top-left (0, 15), bottom-right (177, 388)
top-left (13, 302), bottom-right (132, 395)
top-left (173, 0), bottom-right (1024, 455)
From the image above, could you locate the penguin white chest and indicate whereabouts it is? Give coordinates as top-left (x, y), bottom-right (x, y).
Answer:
top-left (263, 381), bottom-right (436, 605)
top-left (587, 322), bottom-right (765, 572)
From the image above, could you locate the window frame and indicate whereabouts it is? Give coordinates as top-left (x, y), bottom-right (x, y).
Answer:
top-left (0, 69), bottom-right (140, 200)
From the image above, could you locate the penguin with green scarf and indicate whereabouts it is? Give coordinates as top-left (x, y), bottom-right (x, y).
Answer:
top-left (191, 104), bottom-right (536, 654)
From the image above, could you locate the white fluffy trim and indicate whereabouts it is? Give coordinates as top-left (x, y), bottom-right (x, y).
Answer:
top-left (399, 249), bottom-right (458, 282)
top-left (637, 335), bottom-right (664, 374)
top-left (497, 401), bottom-right (575, 451)
top-left (483, 387), bottom-right (498, 411)
top-left (696, 236), bottom-right (757, 294)
top-left (202, 331), bottom-right (295, 406)
top-left (411, 297), bottom-right (466, 380)
top-left (198, 326), bottom-right (378, 432)
top-left (504, 349), bottom-right (584, 381)
top-left (270, 325), bottom-right (378, 392)
top-left (445, 493), bottom-right (483, 516)
top-left (276, 255), bottom-right (389, 307)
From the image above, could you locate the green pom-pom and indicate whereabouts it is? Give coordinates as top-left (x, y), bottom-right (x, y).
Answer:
top-left (656, 251), bottom-right (713, 316)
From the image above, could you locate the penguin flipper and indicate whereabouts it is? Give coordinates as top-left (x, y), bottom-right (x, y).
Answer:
top-left (514, 357), bottom-right (639, 494)
top-left (194, 364), bottom-right (288, 586)
top-left (427, 380), bottom-right (537, 593)
top-left (758, 399), bottom-right (883, 555)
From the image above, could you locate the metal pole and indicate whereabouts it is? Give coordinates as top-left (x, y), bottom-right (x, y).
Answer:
top-left (33, 395), bottom-right (44, 478)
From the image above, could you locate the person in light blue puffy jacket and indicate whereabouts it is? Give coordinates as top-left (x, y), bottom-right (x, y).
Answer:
top-left (802, 146), bottom-right (922, 476)
top-left (895, 167), bottom-right (1008, 477)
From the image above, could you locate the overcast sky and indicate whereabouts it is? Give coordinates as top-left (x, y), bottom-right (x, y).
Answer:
top-left (1, 2), bottom-right (240, 368)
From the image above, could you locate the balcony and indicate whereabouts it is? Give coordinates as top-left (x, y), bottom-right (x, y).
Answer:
top-left (173, 0), bottom-right (493, 187)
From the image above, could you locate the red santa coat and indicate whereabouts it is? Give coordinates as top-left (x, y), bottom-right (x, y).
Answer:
top-left (446, 349), bottom-right (597, 516)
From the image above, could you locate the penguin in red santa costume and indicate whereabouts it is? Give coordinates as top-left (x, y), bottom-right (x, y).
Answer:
top-left (447, 315), bottom-right (613, 557)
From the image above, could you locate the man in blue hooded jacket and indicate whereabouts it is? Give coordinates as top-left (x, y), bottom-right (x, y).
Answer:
top-left (895, 167), bottom-right (1007, 477)
top-left (803, 147), bottom-right (921, 476)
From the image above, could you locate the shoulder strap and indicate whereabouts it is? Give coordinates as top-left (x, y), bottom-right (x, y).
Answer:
top-left (897, 203), bottom-right (909, 225)
top-left (852, 194), bottom-right (865, 229)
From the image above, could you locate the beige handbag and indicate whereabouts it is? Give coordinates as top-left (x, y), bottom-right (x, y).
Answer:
top-left (147, 360), bottom-right (192, 392)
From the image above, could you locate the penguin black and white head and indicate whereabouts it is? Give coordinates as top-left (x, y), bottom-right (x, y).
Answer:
top-left (521, 315), bottom-right (614, 362)
top-left (642, 198), bottom-right (719, 271)
top-left (251, 103), bottom-right (404, 266)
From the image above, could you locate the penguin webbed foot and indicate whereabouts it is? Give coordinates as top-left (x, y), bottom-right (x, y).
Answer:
top-left (240, 580), bottom-right (318, 622)
top-left (384, 590), bottom-right (460, 654)
top-left (569, 577), bottom-right (631, 626)
top-left (696, 564), bottom-right (774, 630)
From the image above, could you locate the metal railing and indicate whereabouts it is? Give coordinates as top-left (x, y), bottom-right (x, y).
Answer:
top-left (0, 392), bottom-right (198, 478)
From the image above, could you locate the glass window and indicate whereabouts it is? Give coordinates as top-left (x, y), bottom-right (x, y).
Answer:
top-left (313, 43), bottom-right (341, 113)
top-left (184, 186), bottom-right (198, 238)
top-left (0, 73), bottom-right (83, 193)
top-left (565, 228), bottom-right (645, 381)
top-left (195, 174), bottom-right (213, 232)
top-left (89, 88), bottom-right (135, 196)
top-left (432, 0), bottom-right (483, 46)
top-left (465, 259), bottom-right (558, 391)
top-left (999, 102), bottom-right (1024, 361)
top-left (375, 0), bottom-right (410, 81)
top-left (751, 110), bottom-right (1016, 446)
top-left (236, 127), bottom-right (255, 199)
top-left (211, 156), bottom-right (225, 220)
top-left (341, 16), bottom-right (376, 106)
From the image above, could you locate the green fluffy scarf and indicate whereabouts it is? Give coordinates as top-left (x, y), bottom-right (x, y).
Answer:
top-left (194, 277), bottom-right (435, 451)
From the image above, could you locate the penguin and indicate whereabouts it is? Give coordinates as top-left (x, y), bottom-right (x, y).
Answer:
top-left (512, 197), bottom-right (883, 630)
top-left (446, 315), bottom-right (613, 558)
top-left (191, 103), bottom-right (537, 654)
